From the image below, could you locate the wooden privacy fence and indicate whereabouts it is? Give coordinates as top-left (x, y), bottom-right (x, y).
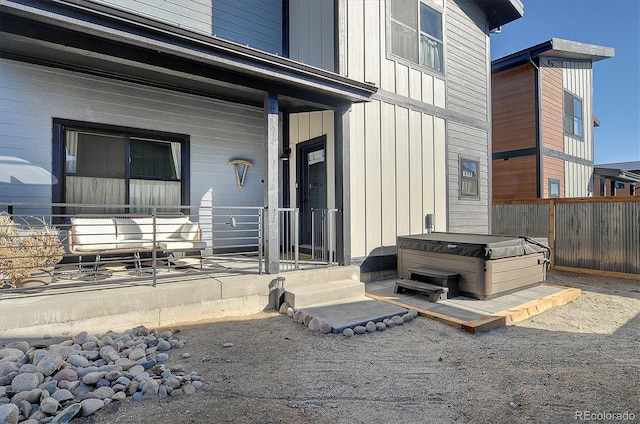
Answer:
top-left (493, 197), bottom-right (640, 278)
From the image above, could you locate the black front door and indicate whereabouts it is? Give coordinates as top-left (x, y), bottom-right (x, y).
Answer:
top-left (297, 136), bottom-right (326, 250)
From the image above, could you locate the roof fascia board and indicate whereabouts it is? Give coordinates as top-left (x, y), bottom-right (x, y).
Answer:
top-left (493, 38), bottom-right (615, 73)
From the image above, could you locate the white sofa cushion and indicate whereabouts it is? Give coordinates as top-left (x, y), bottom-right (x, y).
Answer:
top-left (115, 217), bottom-right (154, 241)
top-left (116, 240), bottom-right (154, 250)
top-left (180, 221), bottom-right (199, 241)
top-left (159, 240), bottom-right (206, 251)
top-left (155, 217), bottom-right (190, 241)
top-left (70, 218), bottom-right (117, 246)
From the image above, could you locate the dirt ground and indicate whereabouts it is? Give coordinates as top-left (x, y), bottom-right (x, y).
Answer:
top-left (73, 270), bottom-right (639, 424)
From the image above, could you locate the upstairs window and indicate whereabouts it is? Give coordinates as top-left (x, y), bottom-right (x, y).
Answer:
top-left (564, 91), bottom-right (583, 139)
top-left (389, 0), bottom-right (443, 72)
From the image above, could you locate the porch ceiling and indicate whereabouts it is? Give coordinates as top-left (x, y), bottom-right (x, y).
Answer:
top-left (0, 0), bottom-right (377, 112)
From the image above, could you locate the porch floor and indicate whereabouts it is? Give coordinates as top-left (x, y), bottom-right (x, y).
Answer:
top-left (364, 278), bottom-right (581, 333)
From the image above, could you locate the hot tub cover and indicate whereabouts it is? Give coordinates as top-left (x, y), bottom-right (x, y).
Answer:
top-left (397, 232), bottom-right (549, 260)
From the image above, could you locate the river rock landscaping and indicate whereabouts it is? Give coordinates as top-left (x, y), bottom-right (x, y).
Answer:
top-left (0, 326), bottom-right (202, 423)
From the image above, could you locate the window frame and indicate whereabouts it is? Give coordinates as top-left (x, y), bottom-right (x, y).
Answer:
top-left (563, 91), bottom-right (584, 140)
top-left (548, 178), bottom-right (560, 198)
top-left (52, 119), bottom-right (190, 208)
top-left (387, 0), bottom-right (445, 74)
top-left (459, 157), bottom-right (480, 200)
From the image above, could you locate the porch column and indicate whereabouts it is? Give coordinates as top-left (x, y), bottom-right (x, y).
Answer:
top-left (264, 92), bottom-right (280, 273)
top-left (335, 107), bottom-right (351, 265)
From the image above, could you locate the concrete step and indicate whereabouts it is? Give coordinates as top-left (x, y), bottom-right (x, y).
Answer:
top-left (284, 279), bottom-right (366, 309)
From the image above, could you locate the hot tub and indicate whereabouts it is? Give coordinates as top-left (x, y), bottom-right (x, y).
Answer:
top-left (397, 233), bottom-right (549, 300)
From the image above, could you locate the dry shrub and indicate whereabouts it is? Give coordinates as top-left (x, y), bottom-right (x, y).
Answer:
top-left (0, 213), bottom-right (65, 288)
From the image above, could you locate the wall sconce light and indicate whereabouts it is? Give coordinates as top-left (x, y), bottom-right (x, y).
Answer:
top-left (280, 148), bottom-right (291, 161)
top-left (229, 159), bottom-right (253, 188)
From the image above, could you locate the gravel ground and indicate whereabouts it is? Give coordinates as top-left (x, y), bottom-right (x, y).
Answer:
top-left (67, 271), bottom-right (640, 423)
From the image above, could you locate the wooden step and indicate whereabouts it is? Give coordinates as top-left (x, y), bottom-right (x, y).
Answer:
top-left (395, 280), bottom-right (449, 302)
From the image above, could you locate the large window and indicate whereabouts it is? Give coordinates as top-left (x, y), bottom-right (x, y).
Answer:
top-left (563, 91), bottom-right (583, 138)
top-left (460, 158), bottom-right (479, 199)
top-left (54, 120), bottom-right (188, 212)
top-left (389, 0), bottom-right (443, 72)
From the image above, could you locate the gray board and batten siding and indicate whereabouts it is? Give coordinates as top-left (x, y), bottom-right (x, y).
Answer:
top-left (0, 59), bottom-right (266, 209)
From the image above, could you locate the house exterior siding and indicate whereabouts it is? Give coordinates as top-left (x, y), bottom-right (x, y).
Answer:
top-left (95, 0), bottom-right (212, 34)
top-left (1, 0), bottom-right (523, 276)
top-left (0, 59), bottom-right (265, 207)
top-left (288, 0), bottom-right (335, 71)
top-left (213, 0), bottom-right (284, 55)
top-left (492, 39), bottom-right (612, 200)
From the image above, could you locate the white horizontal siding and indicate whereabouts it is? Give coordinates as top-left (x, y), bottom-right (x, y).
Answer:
top-left (447, 122), bottom-right (489, 233)
top-left (0, 59), bottom-right (265, 207)
top-left (445, 0), bottom-right (489, 122)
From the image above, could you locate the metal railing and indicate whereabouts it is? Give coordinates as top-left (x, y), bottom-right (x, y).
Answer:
top-left (0, 202), bottom-right (267, 293)
top-left (311, 208), bottom-right (339, 265)
top-left (278, 208), bottom-right (299, 271)
top-left (0, 202), bottom-right (343, 294)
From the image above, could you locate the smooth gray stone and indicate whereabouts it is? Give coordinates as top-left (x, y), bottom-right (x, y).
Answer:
top-left (80, 398), bottom-right (105, 417)
top-left (35, 353), bottom-right (64, 377)
top-left (319, 323), bottom-right (333, 334)
top-left (353, 326), bottom-right (367, 335)
top-left (342, 328), bottom-right (355, 338)
top-left (5, 342), bottom-right (29, 353)
top-left (365, 322), bottom-right (377, 333)
top-left (50, 403), bottom-right (81, 423)
top-left (51, 389), bottom-right (75, 403)
top-left (93, 386), bottom-right (115, 400)
top-left (11, 372), bottom-right (39, 392)
top-left (0, 348), bottom-right (24, 362)
top-left (82, 371), bottom-right (107, 385)
top-left (375, 322), bottom-right (387, 331)
top-left (0, 403), bottom-right (19, 424)
top-left (40, 396), bottom-right (60, 415)
top-left (66, 354), bottom-right (90, 368)
top-left (53, 368), bottom-right (78, 382)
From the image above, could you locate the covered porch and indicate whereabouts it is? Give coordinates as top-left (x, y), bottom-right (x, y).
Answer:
top-left (0, 0), bottom-right (377, 277)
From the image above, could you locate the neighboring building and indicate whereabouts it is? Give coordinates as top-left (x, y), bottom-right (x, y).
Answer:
top-left (593, 161), bottom-right (640, 196)
top-left (491, 38), bottom-right (614, 199)
top-left (0, 0), bottom-right (523, 278)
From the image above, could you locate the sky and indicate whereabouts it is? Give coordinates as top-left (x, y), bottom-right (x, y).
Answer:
top-left (490, 0), bottom-right (640, 165)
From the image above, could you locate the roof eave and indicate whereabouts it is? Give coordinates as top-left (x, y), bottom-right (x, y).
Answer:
top-left (493, 38), bottom-right (615, 73)
top-left (475, 0), bottom-right (524, 31)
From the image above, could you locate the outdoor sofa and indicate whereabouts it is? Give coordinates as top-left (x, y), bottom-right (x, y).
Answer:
top-left (68, 215), bottom-right (206, 272)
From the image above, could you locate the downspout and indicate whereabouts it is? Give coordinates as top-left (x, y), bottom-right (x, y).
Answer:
top-left (529, 56), bottom-right (543, 198)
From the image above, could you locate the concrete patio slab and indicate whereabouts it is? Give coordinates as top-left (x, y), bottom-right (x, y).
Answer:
top-left (296, 297), bottom-right (409, 333)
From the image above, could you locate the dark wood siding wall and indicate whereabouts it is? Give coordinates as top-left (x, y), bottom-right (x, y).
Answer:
top-left (491, 63), bottom-right (537, 199)
top-left (543, 156), bottom-right (565, 198)
top-left (492, 64), bottom-right (535, 153)
top-left (492, 156), bottom-right (537, 200)
top-left (540, 62), bottom-right (564, 152)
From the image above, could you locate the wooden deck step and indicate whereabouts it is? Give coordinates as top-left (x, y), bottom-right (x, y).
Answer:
top-left (394, 280), bottom-right (449, 302)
